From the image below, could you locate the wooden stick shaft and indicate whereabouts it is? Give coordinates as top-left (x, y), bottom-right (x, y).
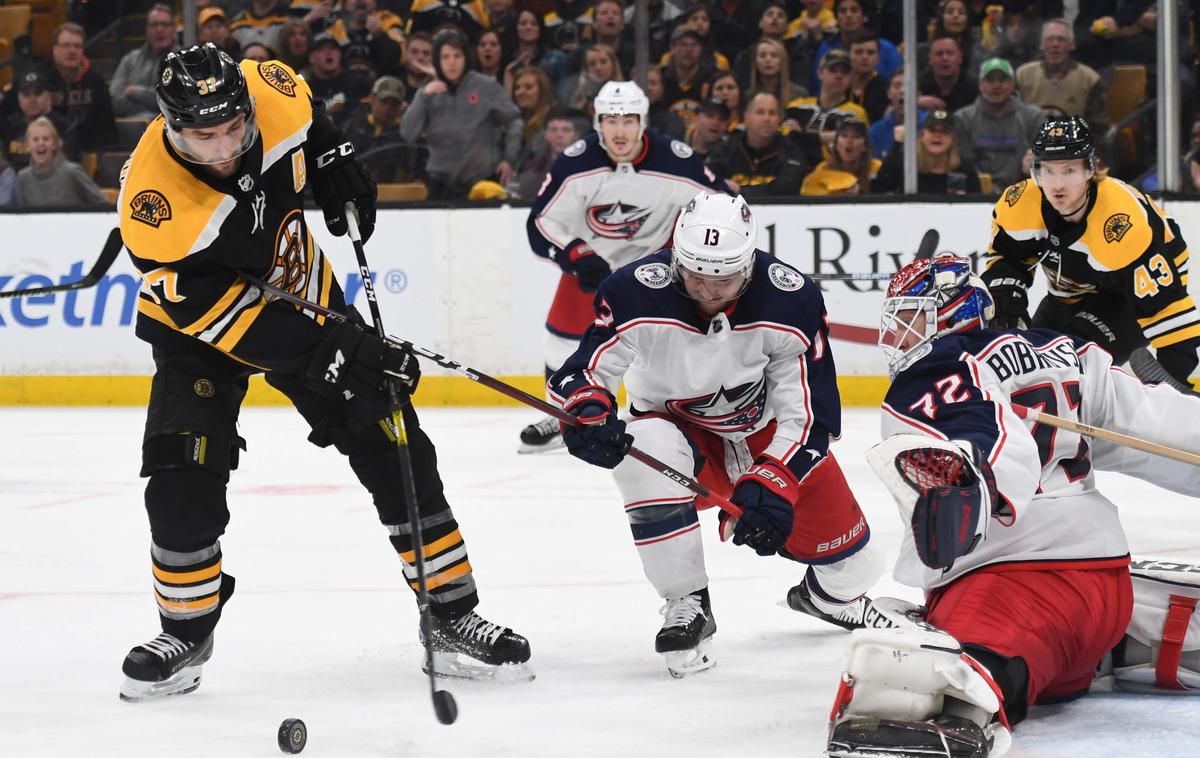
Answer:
top-left (1016, 405), bottom-right (1200, 467)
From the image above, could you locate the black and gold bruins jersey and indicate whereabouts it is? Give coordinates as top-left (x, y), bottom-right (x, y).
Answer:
top-left (119, 59), bottom-right (344, 374)
top-left (985, 176), bottom-right (1200, 353)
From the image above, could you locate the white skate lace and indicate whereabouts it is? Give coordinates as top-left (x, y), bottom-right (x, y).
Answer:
top-left (659, 593), bottom-right (704, 629)
top-left (528, 415), bottom-right (560, 436)
top-left (825, 596), bottom-right (868, 624)
top-left (454, 612), bottom-right (506, 646)
top-left (141, 633), bottom-right (191, 660)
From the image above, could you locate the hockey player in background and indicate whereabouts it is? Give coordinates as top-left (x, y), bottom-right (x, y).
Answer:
top-left (983, 116), bottom-right (1200, 390)
top-left (116, 44), bottom-right (529, 701)
top-left (520, 80), bottom-right (730, 454)
top-left (827, 255), bottom-right (1200, 757)
top-left (549, 193), bottom-right (883, 677)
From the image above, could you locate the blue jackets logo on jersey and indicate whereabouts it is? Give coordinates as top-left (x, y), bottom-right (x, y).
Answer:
top-left (587, 201), bottom-right (652, 239)
top-left (665, 378), bottom-right (768, 432)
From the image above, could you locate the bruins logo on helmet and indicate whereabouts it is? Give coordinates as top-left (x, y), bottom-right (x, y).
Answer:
top-left (258, 62), bottom-right (297, 97)
top-left (1104, 213), bottom-right (1132, 243)
top-left (130, 190), bottom-right (172, 228)
top-left (1004, 181), bottom-right (1025, 207)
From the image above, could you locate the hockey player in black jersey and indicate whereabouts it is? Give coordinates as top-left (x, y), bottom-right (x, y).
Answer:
top-left (116, 44), bottom-right (529, 701)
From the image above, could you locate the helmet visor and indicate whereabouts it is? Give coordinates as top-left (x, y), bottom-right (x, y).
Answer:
top-left (165, 106), bottom-right (258, 166)
top-left (672, 258), bottom-right (751, 304)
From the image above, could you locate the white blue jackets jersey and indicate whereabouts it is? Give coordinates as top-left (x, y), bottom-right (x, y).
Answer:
top-left (883, 327), bottom-right (1200, 591)
top-left (528, 130), bottom-right (729, 338)
top-left (549, 249), bottom-right (840, 482)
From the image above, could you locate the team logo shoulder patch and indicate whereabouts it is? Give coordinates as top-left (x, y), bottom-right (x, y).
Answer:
top-left (130, 190), bottom-right (172, 228)
top-left (768, 263), bottom-right (803, 291)
top-left (634, 262), bottom-right (672, 289)
top-left (671, 140), bottom-right (694, 159)
top-left (1104, 213), bottom-right (1133, 243)
top-left (1004, 181), bottom-right (1025, 207)
top-left (564, 139), bottom-right (586, 158)
top-left (258, 62), bottom-right (298, 97)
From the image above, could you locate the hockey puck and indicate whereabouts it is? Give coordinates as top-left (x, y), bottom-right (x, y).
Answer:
top-left (278, 718), bottom-right (307, 754)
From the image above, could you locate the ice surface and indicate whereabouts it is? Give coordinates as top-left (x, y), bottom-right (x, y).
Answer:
top-left (3, 407), bottom-right (1199, 757)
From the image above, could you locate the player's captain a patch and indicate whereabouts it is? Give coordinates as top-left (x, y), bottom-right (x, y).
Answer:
top-left (258, 62), bottom-right (297, 97)
top-left (635, 262), bottom-right (672, 288)
top-left (1104, 213), bottom-right (1132, 243)
top-left (130, 190), bottom-right (172, 228)
top-left (768, 263), bottom-right (803, 291)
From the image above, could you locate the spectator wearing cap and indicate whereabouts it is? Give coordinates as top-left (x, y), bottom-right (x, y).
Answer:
top-left (801, 115), bottom-right (880, 196)
top-left (276, 18), bottom-right (313, 71)
top-left (644, 65), bottom-right (686, 140)
top-left (785, 50), bottom-right (868, 131)
top-left (230, 0), bottom-right (294, 49)
top-left (706, 90), bottom-right (808, 197)
top-left (305, 33), bottom-right (373, 123)
top-left (42, 22), bottom-right (116, 152)
top-left (1015, 19), bottom-right (1108, 144)
top-left (343, 75), bottom-right (415, 183)
top-left (2, 70), bottom-right (79, 172)
top-left (953, 57), bottom-right (1044, 190)
top-left (400, 28), bottom-right (522, 200)
top-left (686, 98), bottom-right (731, 157)
top-left (661, 5), bottom-right (730, 74)
top-left (515, 107), bottom-right (579, 198)
top-left (812, 0), bottom-right (902, 95)
top-left (406, 0), bottom-right (490, 42)
top-left (874, 109), bottom-right (982, 195)
top-left (661, 25), bottom-right (714, 131)
top-left (868, 67), bottom-right (930, 159)
top-left (918, 36), bottom-right (976, 114)
top-left (847, 30), bottom-right (890, 123)
top-left (15, 116), bottom-right (107, 208)
top-left (324, 0), bottom-right (404, 80)
top-left (111, 2), bottom-right (177, 119)
top-left (198, 6), bottom-right (242, 60)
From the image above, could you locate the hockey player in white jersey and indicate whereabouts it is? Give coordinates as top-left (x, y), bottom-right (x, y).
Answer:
top-left (520, 80), bottom-right (730, 453)
top-left (826, 255), bottom-right (1200, 757)
top-left (548, 193), bottom-right (883, 678)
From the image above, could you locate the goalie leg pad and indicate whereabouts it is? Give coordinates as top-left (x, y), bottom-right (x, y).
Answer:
top-left (1112, 558), bottom-right (1200, 693)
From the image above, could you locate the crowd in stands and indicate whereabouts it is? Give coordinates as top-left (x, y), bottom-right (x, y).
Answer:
top-left (0, 0), bottom-right (1194, 207)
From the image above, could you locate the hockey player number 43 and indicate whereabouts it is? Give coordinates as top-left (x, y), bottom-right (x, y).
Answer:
top-left (1133, 253), bottom-right (1174, 298)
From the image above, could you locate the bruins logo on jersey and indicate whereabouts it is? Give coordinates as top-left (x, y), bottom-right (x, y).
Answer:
top-left (130, 190), bottom-right (172, 228)
top-left (1104, 213), bottom-right (1133, 243)
top-left (1004, 181), bottom-right (1025, 207)
top-left (258, 62), bottom-right (298, 97)
top-left (269, 209), bottom-right (310, 295)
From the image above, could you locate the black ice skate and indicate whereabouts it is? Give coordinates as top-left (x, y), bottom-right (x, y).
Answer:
top-left (655, 588), bottom-right (717, 678)
top-left (119, 632), bottom-right (214, 702)
top-left (421, 609), bottom-right (534, 681)
top-left (517, 414), bottom-right (566, 454)
top-left (787, 579), bottom-right (871, 631)
top-left (827, 715), bottom-right (991, 758)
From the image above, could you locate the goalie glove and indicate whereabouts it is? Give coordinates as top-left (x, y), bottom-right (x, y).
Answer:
top-left (985, 277), bottom-right (1029, 330)
top-left (553, 239), bottom-right (612, 293)
top-left (867, 435), bottom-right (999, 570)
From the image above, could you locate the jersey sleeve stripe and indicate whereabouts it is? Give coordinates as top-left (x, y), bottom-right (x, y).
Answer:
top-left (881, 401), bottom-right (949, 439)
top-left (197, 284), bottom-right (263, 343)
top-left (1137, 297), bottom-right (1195, 327)
top-left (182, 280), bottom-right (251, 337)
top-left (1149, 321), bottom-right (1200, 348)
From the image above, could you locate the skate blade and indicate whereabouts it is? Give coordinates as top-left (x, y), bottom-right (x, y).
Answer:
top-left (664, 639), bottom-right (716, 679)
top-left (119, 665), bottom-right (203, 702)
top-left (422, 652), bottom-right (536, 682)
top-left (516, 436), bottom-right (566, 455)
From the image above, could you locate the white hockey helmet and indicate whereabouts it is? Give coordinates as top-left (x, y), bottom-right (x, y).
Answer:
top-left (593, 80), bottom-right (650, 147)
top-left (672, 192), bottom-right (758, 277)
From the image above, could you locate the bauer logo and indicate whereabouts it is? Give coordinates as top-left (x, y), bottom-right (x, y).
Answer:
top-left (634, 262), bottom-right (671, 288)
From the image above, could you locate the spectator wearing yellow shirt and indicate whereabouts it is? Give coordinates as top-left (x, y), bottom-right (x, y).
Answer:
top-left (787, 0), bottom-right (838, 47)
top-left (801, 115), bottom-right (880, 196)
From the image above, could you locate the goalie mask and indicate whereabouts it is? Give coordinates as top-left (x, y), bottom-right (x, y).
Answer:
top-left (156, 43), bottom-right (258, 166)
top-left (671, 193), bottom-right (757, 304)
top-left (880, 256), bottom-right (994, 376)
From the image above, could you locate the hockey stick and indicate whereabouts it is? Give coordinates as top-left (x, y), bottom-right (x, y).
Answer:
top-left (0, 227), bottom-right (124, 299)
top-left (807, 229), bottom-right (940, 282)
top-left (242, 277), bottom-right (746, 521)
top-left (342, 204), bottom-right (458, 726)
top-left (1127, 347), bottom-right (1200, 397)
top-left (1010, 404), bottom-right (1200, 467)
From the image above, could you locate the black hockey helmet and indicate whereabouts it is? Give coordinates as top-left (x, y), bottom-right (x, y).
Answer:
top-left (1031, 116), bottom-right (1094, 166)
top-left (157, 43), bottom-right (252, 130)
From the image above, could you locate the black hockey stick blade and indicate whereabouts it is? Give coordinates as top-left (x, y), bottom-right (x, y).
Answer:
top-left (433, 689), bottom-right (458, 724)
top-left (0, 227), bottom-right (124, 299)
top-left (914, 228), bottom-right (940, 260)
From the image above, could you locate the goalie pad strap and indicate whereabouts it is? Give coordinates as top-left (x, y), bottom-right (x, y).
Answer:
top-left (1158, 594), bottom-right (1200, 690)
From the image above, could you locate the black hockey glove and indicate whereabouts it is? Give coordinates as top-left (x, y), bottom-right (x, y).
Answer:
top-left (985, 277), bottom-right (1029, 330)
top-left (907, 444), bottom-right (996, 570)
top-left (555, 239), bottom-right (612, 293)
top-left (311, 140), bottom-right (377, 242)
top-left (726, 458), bottom-right (797, 556)
top-left (560, 387), bottom-right (631, 469)
top-left (308, 321), bottom-right (420, 405)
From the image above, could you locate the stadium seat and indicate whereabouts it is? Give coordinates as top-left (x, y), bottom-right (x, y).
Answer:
top-left (1108, 65), bottom-right (1147, 124)
top-left (81, 151), bottom-right (98, 179)
top-left (0, 5), bottom-right (32, 41)
top-left (977, 172), bottom-right (993, 195)
top-left (377, 182), bottom-right (429, 202)
top-left (93, 151), bottom-right (131, 189)
top-left (0, 38), bottom-right (11, 88)
top-left (114, 118), bottom-right (150, 150)
top-left (100, 187), bottom-right (119, 205)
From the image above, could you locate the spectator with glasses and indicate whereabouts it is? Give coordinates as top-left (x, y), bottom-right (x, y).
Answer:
top-left (42, 22), bottom-right (116, 151)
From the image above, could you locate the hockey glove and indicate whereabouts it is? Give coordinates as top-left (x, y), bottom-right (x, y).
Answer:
top-left (560, 387), bottom-right (632, 469)
top-left (308, 321), bottom-right (421, 405)
top-left (311, 140), bottom-right (377, 242)
top-left (985, 277), bottom-right (1029, 330)
top-left (727, 458), bottom-right (797, 556)
top-left (906, 444), bottom-right (996, 570)
top-left (555, 239), bottom-right (612, 293)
